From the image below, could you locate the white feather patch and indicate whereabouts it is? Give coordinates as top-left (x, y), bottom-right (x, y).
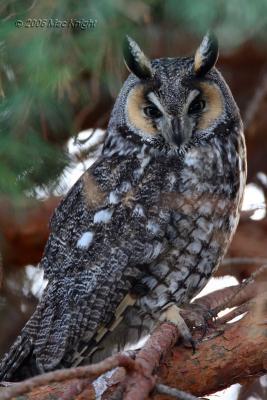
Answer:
top-left (93, 209), bottom-right (113, 223)
top-left (77, 231), bottom-right (94, 249)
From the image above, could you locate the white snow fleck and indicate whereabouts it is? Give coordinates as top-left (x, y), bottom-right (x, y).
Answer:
top-left (93, 209), bottom-right (113, 223)
top-left (77, 231), bottom-right (94, 249)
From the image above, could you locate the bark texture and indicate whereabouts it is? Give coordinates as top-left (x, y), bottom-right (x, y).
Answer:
top-left (1, 293), bottom-right (266, 400)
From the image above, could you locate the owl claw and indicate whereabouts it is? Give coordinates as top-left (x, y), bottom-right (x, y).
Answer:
top-left (186, 337), bottom-right (197, 354)
top-left (159, 302), bottom-right (216, 352)
top-left (180, 302), bottom-right (216, 340)
top-left (159, 304), bottom-right (195, 350)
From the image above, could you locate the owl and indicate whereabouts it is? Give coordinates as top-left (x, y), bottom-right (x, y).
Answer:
top-left (0, 32), bottom-right (246, 381)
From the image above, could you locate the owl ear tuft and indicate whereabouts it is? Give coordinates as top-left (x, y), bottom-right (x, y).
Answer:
top-left (194, 32), bottom-right (219, 76)
top-left (123, 35), bottom-right (154, 80)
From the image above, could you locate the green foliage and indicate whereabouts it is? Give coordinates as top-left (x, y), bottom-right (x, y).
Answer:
top-left (0, 0), bottom-right (266, 197)
top-left (165, 0), bottom-right (267, 47)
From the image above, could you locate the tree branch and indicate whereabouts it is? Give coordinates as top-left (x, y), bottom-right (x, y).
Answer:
top-left (0, 197), bottom-right (60, 269)
top-left (154, 384), bottom-right (201, 400)
top-left (155, 293), bottom-right (267, 398)
top-left (1, 287), bottom-right (266, 400)
top-left (0, 354), bottom-right (135, 400)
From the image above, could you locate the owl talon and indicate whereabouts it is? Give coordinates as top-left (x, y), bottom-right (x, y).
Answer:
top-left (189, 338), bottom-right (196, 354)
top-left (122, 350), bottom-right (137, 360)
top-left (180, 302), bottom-right (216, 340)
top-left (159, 304), bottom-right (195, 349)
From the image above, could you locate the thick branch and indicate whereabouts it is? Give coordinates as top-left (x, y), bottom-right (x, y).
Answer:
top-left (155, 295), bottom-right (267, 398)
top-left (1, 292), bottom-right (266, 400)
top-left (123, 322), bottom-right (180, 400)
top-left (0, 197), bottom-right (60, 268)
top-left (0, 354), bottom-right (135, 400)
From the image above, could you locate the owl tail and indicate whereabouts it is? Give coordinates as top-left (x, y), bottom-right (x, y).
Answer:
top-left (0, 332), bottom-right (37, 381)
top-left (0, 280), bottom-right (68, 381)
top-left (0, 276), bottom-right (101, 381)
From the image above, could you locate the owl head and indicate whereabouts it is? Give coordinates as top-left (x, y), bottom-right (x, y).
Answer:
top-left (107, 32), bottom-right (241, 155)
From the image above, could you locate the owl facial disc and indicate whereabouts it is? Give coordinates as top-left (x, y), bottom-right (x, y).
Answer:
top-left (123, 32), bottom-right (227, 151)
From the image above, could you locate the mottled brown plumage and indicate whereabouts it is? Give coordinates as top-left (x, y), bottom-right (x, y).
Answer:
top-left (0, 33), bottom-right (246, 380)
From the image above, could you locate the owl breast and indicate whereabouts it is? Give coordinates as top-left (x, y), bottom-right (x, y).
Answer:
top-left (136, 129), bottom-right (245, 317)
top-left (87, 126), bottom-right (246, 364)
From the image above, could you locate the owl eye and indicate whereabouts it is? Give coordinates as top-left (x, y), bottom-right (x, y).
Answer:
top-left (143, 104), bottom-right (162, 119)
top-left (188, 98), bottom-right (206, 115)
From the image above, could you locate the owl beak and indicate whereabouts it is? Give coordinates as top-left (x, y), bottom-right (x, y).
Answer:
top-left (170, 117), bottom-right (190, 147)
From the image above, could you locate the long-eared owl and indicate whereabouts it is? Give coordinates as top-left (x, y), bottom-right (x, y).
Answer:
top-left (0, 32), bottom-right (246, 380)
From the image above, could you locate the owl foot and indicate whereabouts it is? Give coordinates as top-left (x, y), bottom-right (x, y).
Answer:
top-left (159, 304), bottom-right (196, 352)
top-left (180, 302), bottom-right (216, 340)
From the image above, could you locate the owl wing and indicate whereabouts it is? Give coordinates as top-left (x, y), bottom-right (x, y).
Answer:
top-left (0, 156), bottom-right (169, 379)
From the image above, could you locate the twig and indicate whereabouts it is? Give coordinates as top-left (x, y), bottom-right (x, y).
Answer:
top-left (1, 268), bottom-right (266, 400)
top-left (155, 294), bottom-right (267, 398)
top-left (193, 285), bottom-right (239, 312)
top-left (0, 353), bottom-right (135, 400)
top-left (60, 378), bottom-right (92, 400)
top-left (222, 265), bottom-right (266, 310)
top-left (123, 322), bottom-right (180, 400)
top-left (1, 292), bottom-right (267, 399)
top-left (198, 265), bottom-right (267, 315)
top-left (217, 302), bottom-right (250, 325)
top-left (222, 257), bottom-right (267, 266)
top-left (155, 383), bottom-right (202, 400)
top-left (122, 270), bottom-right (267, 400)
